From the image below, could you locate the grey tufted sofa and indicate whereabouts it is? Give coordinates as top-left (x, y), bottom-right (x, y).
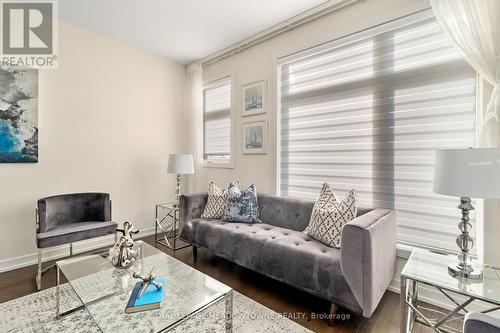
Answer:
top-left (179, 192), bottom-right (397, 318)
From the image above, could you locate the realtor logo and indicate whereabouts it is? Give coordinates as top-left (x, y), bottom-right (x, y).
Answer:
top-left (0, 0), bottom-right (58, 68)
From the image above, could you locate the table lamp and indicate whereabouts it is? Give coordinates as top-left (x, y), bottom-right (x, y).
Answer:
top-left (433, 148), bottom-right (500, 279)
top-left (167, 154), bottom-right (194, 207)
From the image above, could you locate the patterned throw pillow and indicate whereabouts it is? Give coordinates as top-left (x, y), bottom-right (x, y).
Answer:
top-left (310, 182), bottom-right (338, 216)
top-left (305, 183), bottom-right (357, 248)
top-left (222, 183), bottom-right (262, 223)
top-left (201, 180), bottom-right (240, 219)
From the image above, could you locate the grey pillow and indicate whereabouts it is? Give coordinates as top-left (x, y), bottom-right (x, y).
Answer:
top-left (222, 183), bottom-right (261, 223)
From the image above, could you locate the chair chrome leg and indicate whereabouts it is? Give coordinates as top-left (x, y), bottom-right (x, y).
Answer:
top-left (36, 249), bottom-right (42, 291)
top-left (56, 265), bottom-right (60, 318)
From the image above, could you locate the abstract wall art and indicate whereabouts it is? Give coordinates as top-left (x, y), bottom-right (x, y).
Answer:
top-left (0, 66), bottom-right (38, 163)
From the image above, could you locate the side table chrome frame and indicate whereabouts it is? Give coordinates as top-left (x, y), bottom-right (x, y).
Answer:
top-left (401, 276), bottom-right (500, 333)
top-left (155, 204), bottom-right (190, 251)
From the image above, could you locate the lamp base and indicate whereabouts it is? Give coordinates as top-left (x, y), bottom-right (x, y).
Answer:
top-left (448, 263), bottom-right (483, 279)
top-left (175, 174), bottom-right (181, 208)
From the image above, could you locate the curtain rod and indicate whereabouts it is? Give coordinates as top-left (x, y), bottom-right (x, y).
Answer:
top-left (199, 0), bottom-right (360, 66)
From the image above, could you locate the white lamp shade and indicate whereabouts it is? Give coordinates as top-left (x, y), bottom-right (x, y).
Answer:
top-left (167, 154), bottom-right (194, 174)
top-left (433, 148), bottom-right (500, 199)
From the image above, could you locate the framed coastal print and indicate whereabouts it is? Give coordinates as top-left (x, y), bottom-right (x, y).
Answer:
top-left (242, 120), bottom-right (267, 154)
top-left (241, 80), bottom-right (266, 116)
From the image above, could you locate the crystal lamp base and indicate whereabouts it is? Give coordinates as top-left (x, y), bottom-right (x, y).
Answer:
top-left (448, 263), bottom-right (483, 279)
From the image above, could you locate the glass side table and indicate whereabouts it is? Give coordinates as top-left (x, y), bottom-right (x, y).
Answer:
top-left (401, 250), bottom-right (500, 333)
top-left (155, 203), bottom-right (190, 251)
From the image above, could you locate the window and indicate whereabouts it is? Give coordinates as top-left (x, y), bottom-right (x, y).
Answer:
top-left (203, 77), bottom-right (231, 163)
top-left (278, 11), bottom-right (477, 252)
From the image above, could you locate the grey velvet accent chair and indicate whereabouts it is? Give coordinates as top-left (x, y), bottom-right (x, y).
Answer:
top-left (35, 192), bottom-right (118, 290)
top-left (464, 312), bottom-right (500, 333)
top-left (179, 192), bottom-right (397, 318)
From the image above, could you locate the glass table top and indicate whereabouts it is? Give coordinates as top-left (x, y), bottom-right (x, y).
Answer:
top-left (156, 203), bottom-right (178, 210)
top-left (402, 250), bottom-right (500, 304)
top-left (56, 241), bottom-right (232, 332)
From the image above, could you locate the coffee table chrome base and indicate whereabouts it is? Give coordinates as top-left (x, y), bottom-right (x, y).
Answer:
top-left (157, 290), bottom-right (233, 333)
top-left (448, 263), bottom-right (483, 279)
top-left (56, 264), bottom-right (80, 319)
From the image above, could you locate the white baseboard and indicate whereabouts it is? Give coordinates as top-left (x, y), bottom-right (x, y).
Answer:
top-left (0, 227), bottom-right (156, 273)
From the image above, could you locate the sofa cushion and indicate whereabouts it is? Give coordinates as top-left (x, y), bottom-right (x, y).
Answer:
top-left (201, 180), bottom-right (240, 219)
top-left (305, 188), bottom-right (357, 248)
top-left (257, 195), bottom-right (315, 231)
top-left (222, 183), bottom-right (261, 223)
top-left (180, 218), bottom-right (362, 312)
top-left (311, 182), bottom-right (338, 210)
top-left (37, 221), bottom-right (118, 248)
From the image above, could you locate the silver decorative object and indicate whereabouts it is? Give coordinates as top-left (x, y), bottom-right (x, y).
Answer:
top-left (433, 148), bottom-right (500, 280)
top-left (111, 222), bottom-right (140, 268)
top-left (167, 154), bottom-right (194, 207)
top-left (174, 174), bottom-right (181, 207)
top-left (447, 197), bottom-right (482, 279)
top-left (133, 265), bottom-right (163, 298)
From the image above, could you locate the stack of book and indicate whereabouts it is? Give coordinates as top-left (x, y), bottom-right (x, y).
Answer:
top-left (125, 277), bottom-right (166, 314)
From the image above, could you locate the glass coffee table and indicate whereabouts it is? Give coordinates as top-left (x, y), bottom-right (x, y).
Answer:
top-left (55, 241), bottom-right (233, 332)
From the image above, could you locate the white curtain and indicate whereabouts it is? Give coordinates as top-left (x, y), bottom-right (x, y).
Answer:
top-left (430, 0), bottom-right (500, 147)
top-left (186, 62), bottom-right (204, 192)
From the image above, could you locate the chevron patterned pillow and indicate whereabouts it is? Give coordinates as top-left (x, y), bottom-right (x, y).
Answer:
top-left (305, 183), bottom-right (357, 248)
top-left (201, 180), bottom-right (240, 219)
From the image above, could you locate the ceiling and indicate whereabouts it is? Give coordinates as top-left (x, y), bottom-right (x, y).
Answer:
top-left (59, 0), bottom-right (330, 64)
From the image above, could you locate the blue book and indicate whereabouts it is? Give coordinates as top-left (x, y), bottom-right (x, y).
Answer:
top-left (125, 277), bottom-right (166, 314)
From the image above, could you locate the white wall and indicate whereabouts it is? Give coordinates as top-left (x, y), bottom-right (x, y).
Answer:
top-left (0, 21), bottom-right (187, 270)
top-left (198, 0), bottom-right (500, 310)
top-left (201, 0), bottom-right (430, 297)
top-left (201, 0), bottom-right (430, 193)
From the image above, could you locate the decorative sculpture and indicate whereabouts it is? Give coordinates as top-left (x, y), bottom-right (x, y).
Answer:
top-left (111, 221), bottom-right (140, 268)
top-left (133, 265), bottom-right (163, 298)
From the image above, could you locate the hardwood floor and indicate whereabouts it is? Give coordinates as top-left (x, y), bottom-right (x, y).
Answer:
top-left (0, 236), bottom-right (439, 333)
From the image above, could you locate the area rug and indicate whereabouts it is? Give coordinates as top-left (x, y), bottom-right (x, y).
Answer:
top-left (0, 283), bottom-right (312, 333)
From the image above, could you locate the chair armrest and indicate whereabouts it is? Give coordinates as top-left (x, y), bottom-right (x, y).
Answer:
top-left (464, 312), bottom-right (500, 333)
top-left (179, 193), bottom-right (208, 223)
top-left (340, 208), bottom-right (397, 317)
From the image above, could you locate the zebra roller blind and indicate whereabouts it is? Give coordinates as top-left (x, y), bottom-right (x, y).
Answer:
top-left (278, 10), bottom-right (477, 252)
top-left (203, 77), bottom-right (231, 161)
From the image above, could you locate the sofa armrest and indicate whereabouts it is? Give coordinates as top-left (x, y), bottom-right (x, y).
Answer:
top-left (340, 209), bottom-right (397, 317)
top-left (179, 193), bottom-right (208, 223)
top-left (464, 312), bottom-right (500, 333)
